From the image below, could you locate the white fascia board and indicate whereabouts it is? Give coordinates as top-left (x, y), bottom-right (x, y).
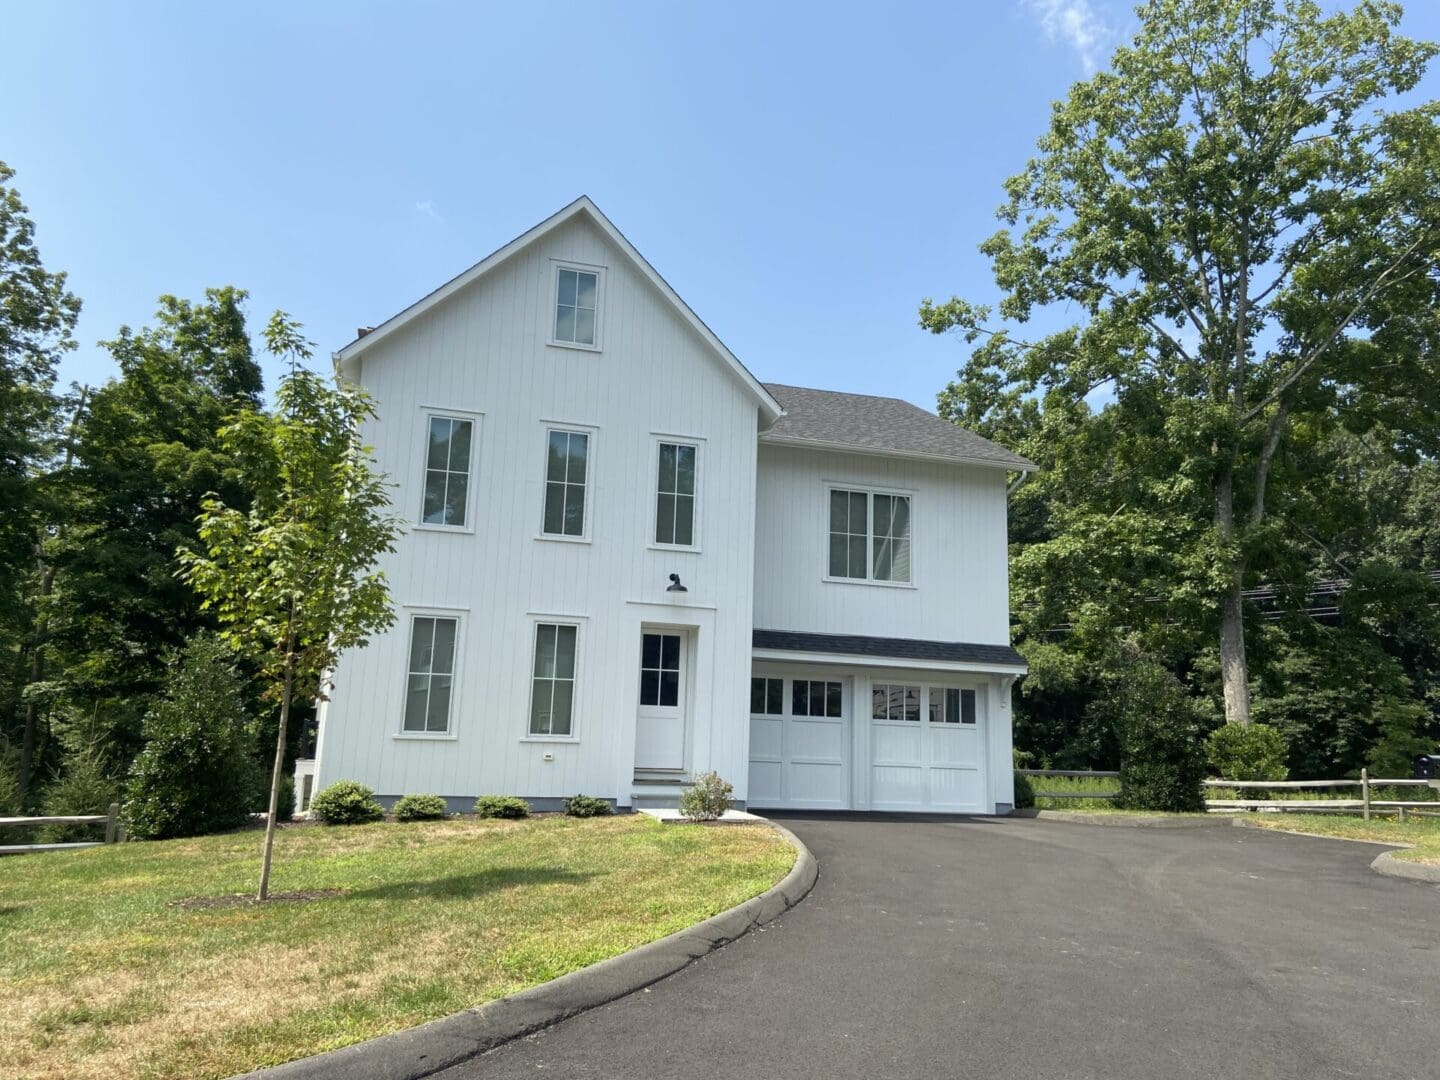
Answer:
top-left (751, 647), bottom-right (1028, 676)
top-left (335, 196), bottom-right (782, 425)
top-left (758, 434), bottom-right (1034, 473)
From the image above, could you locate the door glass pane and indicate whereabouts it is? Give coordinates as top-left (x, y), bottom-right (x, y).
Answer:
top-left (659, 669), bottom-right (679, 707)
top-left (750, 677), bottom-right (766, 714)
top-left (767, 678), bottom-right (783, 715)
top-left (660, 634), bottom-right (680, 670)
top-left (641, 633), bottom-right (660, 669)
top-left (961, 688), bottom-right (977, 724)
top-left (640, 670), bottom-right (659, 707)
top-left (794, 680), bottom-right (810, 716)
top-left (826, 682), bottom-right (842, 718)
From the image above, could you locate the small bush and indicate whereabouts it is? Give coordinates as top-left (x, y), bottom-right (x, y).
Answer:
top-left (679, 771), bottom-right (733, 821)
top-left (125, 636), bottom-right (263, 840)
top-left (1206, 722), bottom-right (1288, 781)
top-left (41, 746), bottom-right (121, 843)
top-left (473, 794), bottom-right (530, 819)
top-left (1013, 771), bottom-right (1036, 809)
top-left (274, 773), bottom-right (295, 823)
top-left (0, 757), bottom-right (19, 816)
top-left (310, 780), bottom-right (384, 825)
top-left (393, 793), bottom-right (449, 821)
top-left (563, 794), bottom-right (613, 818)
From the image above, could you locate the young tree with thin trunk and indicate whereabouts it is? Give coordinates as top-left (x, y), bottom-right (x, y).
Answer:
top-left (179, 315), bottom-right (400, 900)
top-left (922, 0), bottom-right (1440, 725)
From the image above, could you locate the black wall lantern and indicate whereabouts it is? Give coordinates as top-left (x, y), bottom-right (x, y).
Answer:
top-left (666, 573), bottom-right (687, 593)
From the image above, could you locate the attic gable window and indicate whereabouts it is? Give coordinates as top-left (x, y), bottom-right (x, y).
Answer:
top-left (554, 266), bottom-right (599, 347)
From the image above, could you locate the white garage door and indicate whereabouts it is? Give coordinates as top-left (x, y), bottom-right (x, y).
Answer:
top-left (747, 674), bottom-right (849, 809)
top-left (870, 683), bottom-right (986, 812)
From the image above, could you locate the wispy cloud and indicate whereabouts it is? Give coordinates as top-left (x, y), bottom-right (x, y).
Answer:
top-left (414, 199), bottom-right (445, 223)
top-left (1024, 0), bottom-right (1115, 73)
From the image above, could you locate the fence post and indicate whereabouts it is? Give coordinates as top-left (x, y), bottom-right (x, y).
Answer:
top-left (1361, 769), bottom-right (1370, 822)
top-left (105, 802), bottom-right (119, 844)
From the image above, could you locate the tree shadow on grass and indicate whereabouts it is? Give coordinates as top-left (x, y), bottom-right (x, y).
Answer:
top-left (349, 866), bottom-right (593, 902)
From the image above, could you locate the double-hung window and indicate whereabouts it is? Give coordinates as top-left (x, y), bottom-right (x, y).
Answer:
top-left (404, 615), bottom-right (458, 733)
top-left (654, 441), bottom-right (697, 547)
top-left (543, 429), bottom-right (590, 537)
top-left (828, 487), bottom-right (912, 584)
top-left (554, 266), bottom-right (599, 347)
top-left (530, 623), bottom-right (578, 736)
top-left (422, 416), bottom-right (474, 527)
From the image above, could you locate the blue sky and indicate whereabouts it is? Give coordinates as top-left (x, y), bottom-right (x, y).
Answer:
top-left (5, 1), bottom-right (1440, 411)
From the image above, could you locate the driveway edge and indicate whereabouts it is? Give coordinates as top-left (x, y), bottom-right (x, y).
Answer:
top-left (239, 818), bottom-right (816, 1080)
top-left (1370, 850), bottom-right (1440, 883)
top-left (1019, 809), bottom-right (1228, 828)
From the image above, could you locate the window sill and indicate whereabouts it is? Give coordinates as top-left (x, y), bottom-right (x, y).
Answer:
top-left (413, 522), bottom-right (474, 535)
top-left (546, 339), bottom-right (602, 354)
top-left (392, 732), bottom-right (459, 742)
top-left (822, 576), bottom-right (917, 590)
top-left (535, 533), bottom-right (592, 545)
top-left (647, 542), bottom-right (701, 554)
top-left (519, 736), bottom-right (579, 744)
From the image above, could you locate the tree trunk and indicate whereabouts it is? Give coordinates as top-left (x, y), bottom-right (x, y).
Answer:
top-left (1214, 469), bottom-right (1252, 726)
top-left (257, 655), bottom-right (294, 902)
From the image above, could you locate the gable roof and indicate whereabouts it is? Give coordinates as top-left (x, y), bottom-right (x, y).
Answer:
top-left (334, 196), bottom-right (783, 425)
top-left (760, 383), bottom-right (1035, 471)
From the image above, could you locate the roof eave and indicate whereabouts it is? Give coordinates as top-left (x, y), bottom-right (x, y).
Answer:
top-left (758, 433), bottom-right (1036, 473)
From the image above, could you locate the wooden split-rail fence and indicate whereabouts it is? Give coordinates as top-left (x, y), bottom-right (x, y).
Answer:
top-left (0, 802), bottom-right (122, 855)
top-left (1018, 768), bottom-right (1439, 820)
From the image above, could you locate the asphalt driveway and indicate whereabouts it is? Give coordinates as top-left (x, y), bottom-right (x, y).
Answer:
top-left (441, 815), bottom-right (1440, 1080)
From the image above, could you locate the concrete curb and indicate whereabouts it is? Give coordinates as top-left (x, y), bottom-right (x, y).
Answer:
top-left (1015, 809), bottom-right (1229, 829)
top-left (238, 819), bottom-right (817, 1080)
top-left (1369, 850), bottom-right (1440, 884)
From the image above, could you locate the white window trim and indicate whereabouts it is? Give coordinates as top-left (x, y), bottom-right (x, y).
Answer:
top-left (547, 259), bottom-right (606, 352)
top-left (536, 421), bottom-right (599, 543)
top-left (524, 613), bottom-right (587, 742)
top-left (648, 432), bottom-right (704, 552)
top-left (821, 483), bottom-right (918, 588)
top-left (414, 407), bottom-right (484, 534)
top-left (393, 605), bottom-right (468, 740)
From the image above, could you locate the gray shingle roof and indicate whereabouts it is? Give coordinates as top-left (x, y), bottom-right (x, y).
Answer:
top-left (761, 383), bottom-right (1035, 470)
top-left (753, 629), bottom-right (1026, 669)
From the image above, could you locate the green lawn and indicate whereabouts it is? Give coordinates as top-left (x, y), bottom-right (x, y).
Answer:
top-left (0, 815), bottom-right (794, 1080)
top-left (1240, 812), bottom-right (1440, 866)
top-left (1028, 773), bottom-right (1124, 810)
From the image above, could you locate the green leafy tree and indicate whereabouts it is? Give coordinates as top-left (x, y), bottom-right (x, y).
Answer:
top-left (179, 315), bottom-right (400, 899)
top-left (44, 289), bottom-right (263, 767)
top-left (124, 636), bottom-right (262, 840)
top-left (923, 0), bottom-right (1440, 727)
top-left (0, 161), bottom-right (81, 800)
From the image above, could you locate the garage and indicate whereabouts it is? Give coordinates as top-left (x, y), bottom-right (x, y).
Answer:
top-left (747, 671), bottom-right (992, 813)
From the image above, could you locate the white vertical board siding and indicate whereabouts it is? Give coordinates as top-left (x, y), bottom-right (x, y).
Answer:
top-left (318, 214), bottom-right (759, 804)
top-left (753, 443), bottom-right (1012, 644)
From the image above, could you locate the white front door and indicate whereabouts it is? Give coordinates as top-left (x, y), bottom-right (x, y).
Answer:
top-left (635, 630), bottom-right (687, 770)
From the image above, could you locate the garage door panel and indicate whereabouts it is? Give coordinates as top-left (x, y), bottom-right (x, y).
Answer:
top-left (928, 766), bottom-right (983, 809)
top-left (791, 717), bottom-right (845, 761)
top-left (747, 760), bottom-right (784, 806)
top-left (929, 728), bottom-right (980, 766)
top-left (872, 764), bottom-right (926, 806)
top-left (790, 761), bottom-right (848, 805)
top-left (872, 724), bottom-right (922, 763)
top-left (750, 717), bottom-right (783, 761)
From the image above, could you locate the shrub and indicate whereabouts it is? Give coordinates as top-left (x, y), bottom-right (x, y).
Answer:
top-left (124, 637), bottom-right (263, 840)
top-left (0, 757), bottom-right (19, 817)
top-left (679, 771), bottom-right (733, 821)
top-left (41, 746), bottom-right (121, 843)
top-left (393, 793), bottom-right (449, 821)
top-left (473, 794), bottom-right (530, 819)
top-left (1205, 722), bottom-right (1288, 782)
top-left (1013, 771), bottom-right (1036, 809)
top-left (563, 794), bottom-right (613, 818)
top-left (273, 773), bottom-right (295, 823)
top-left (310, 780), bottom-right (384, 825)
top-left (1367, 699), bottom-right (1435, 780)
top-left (1103, 646), bottom-right (1206, 813)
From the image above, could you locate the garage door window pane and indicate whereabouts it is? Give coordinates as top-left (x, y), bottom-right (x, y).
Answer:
top-left (751, 677), bottom-right (783, 716)
top-left (793, 680), bottom-right (842, 717)
top-left (872, 683), bottom-right (920, 722)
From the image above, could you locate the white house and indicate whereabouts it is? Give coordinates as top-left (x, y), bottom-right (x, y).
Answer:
top-left (308, 197), bottom-right (1033, 816)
